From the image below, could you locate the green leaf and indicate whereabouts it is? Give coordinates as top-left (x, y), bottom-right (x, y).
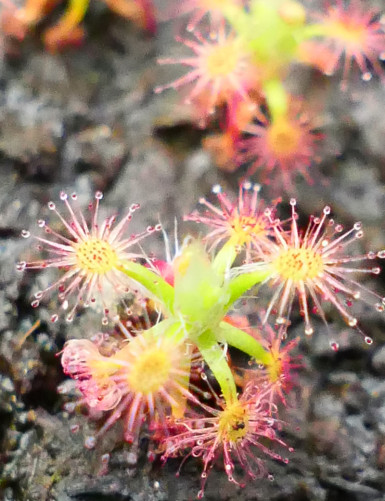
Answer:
top-left (217, 321), bottom-right (272, 365)
top-left (195, 329), bottom-right (237, 404)
top-left (226, 266), bottom-right (271, 308)
top-left (120, 261), bottom-right (175, 313)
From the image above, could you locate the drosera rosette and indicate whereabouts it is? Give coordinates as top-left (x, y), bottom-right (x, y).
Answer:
top-left (161, 382), bottom-right (293, 498)
top-left (308, 0), bottom-right (385, 89)
top-left (60, 319), bottom-right (203, 448)
top-left (221, 0), bottom-right (384, 96)
top-left (236, 199), bottom-right (385, 349)
top-left (238, 99), bottom-right (323, 191)
top-left (239, 322), bottom-right (302, 409)
top-left (155, 24), bottom-right (261, 128)
top-left (17, 191), bottom-right (161, 325)
top-left (184, 182), bottom-right (280, 261)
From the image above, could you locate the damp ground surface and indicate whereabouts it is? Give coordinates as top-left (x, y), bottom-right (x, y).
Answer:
top-left (0, 2), bottom-right (385, 500)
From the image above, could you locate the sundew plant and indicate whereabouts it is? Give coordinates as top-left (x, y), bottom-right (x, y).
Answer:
top-left (10, 0), bottom-right (385, 498)
top-left (18, 183), bottom-right (385, 496)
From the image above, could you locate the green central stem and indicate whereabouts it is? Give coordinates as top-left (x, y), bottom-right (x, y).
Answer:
top-left (195, 330), bottom-right (237, 405)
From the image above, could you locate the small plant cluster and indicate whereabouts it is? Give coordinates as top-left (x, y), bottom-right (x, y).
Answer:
top-left (5, 0), bottom-right (385, 497)
top-left (156, 0), bottom-right (385, 187)
top-left (18, 183), bottom-right (385, 496)
top-left (2, 0), bottom-right (385, 185)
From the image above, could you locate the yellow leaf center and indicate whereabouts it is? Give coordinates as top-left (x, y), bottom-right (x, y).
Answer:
top-left (266, 351), bottom-right (283, 383)
top-left (218, 401), bottom-right (249, 443)
top-left (206, 41), bottom-right (241, 78)
top-left (76, 238), bottom-right (118, 274)
top-left (267, 117), bottom-right (301, 158)
top-left (325, 19), bottom-right (366, 48)
top-left (272, 247), bottom-right (324, 282)
top-left (128, 347), bottom-right (172, 395)
top-left (230, 215), bottom-right (266, 245)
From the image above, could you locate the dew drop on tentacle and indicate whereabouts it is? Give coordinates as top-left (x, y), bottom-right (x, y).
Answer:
top-left (330, 341), bottom-right (339, 352)
top-left (84, 436), bottom-right (96, 449)
top-left (57, 384), bottom-right (66, 395)
top-left (126, 451), bottom-right (138, 465)
top-left (304, 325), bottom-right (313, 336)
top-left (16, 261), bottom-right (26, 271)
top-left (63, 402), bottom-right (76, 413)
